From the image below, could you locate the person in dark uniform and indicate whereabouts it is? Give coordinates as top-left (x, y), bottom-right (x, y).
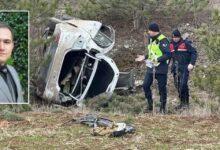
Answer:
top-left (169, 29), bottom-right (197, 109)
top-left (135, 22), bottom-right (171, 113)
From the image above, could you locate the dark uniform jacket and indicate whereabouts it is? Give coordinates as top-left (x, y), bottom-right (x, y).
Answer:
top-left (170, 38), bottom-right (197, 68)
top-left (0, 65), bottom-right (24, 103)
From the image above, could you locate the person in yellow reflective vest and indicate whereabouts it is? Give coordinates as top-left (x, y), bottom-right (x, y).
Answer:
top-left (135, 22), bottom-right (171, 113)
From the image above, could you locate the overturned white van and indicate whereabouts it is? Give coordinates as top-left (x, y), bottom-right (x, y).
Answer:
top-left (36, 17), bottom-right (134, 106)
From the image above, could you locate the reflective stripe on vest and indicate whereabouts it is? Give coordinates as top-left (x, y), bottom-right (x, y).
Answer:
top-left (169, 44), bottom-right (175, 52)
top-left (177, 42), bottom-right (187, 51)
top-left (170, 41), bottom-right (187, 52)
top-left (147, 34), bottom-right (166, 61)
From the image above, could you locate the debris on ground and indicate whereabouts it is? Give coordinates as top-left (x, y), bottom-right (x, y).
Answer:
top-left (73, 114), bottom-right (135, 137)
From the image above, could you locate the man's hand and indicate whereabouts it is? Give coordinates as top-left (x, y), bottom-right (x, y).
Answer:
top-left (135, 55), bottom-right (145, 62)
top-left (188, 64), bottom-right (194, 71)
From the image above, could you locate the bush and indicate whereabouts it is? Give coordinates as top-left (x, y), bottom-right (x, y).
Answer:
top-left (75, 0), bottom-right (145, 21)
top-left (0, 110), bottom-right (25, 121)
top-left (196, 10), bottom-right (220, 62)
top-left (0, 104), bottom-right (32, 113)
top-left (194, 10), bottom-right (220, 99)
top-left (193, 65), bottom-right (220, 98)
top-left (85, 93), bottom-right (146, 114)
top-left (74, 0), bottom-right (208, 28)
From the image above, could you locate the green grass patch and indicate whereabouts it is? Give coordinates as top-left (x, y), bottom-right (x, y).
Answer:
top-left (0, 110), bottom-right (24, 121)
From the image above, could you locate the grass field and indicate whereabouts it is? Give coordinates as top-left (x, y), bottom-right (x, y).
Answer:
top-left (0, 107), bottom-right (219, 150)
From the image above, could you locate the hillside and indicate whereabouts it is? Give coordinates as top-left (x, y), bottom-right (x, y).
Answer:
top-left (0, 0), bottom-right (220, 149)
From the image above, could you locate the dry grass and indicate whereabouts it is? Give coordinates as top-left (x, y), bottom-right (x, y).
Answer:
top-left (0, 107), bottom-right (220, 149)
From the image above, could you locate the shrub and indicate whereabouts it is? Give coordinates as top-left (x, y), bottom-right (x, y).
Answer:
top-left (194, 10), bottom-right (220, 99)
top-left (85, 93), bottom-right (146, 114)
top-left (0, 110), bottom-right (25, 121)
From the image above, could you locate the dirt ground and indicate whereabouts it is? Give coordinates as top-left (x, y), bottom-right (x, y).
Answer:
top-left (0, 108), bottom-right (219, 149)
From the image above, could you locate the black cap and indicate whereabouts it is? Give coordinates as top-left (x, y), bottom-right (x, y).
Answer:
top-left (172, 29), bottom-right (181, 37)
top-left (148, 22), bottom-right (160, 32)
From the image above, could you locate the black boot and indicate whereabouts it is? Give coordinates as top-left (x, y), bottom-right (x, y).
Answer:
top-left (160, 102), bottom-right (166, 114)
top-left (182, 99), bottom-right (189, 110)
top-left (185, 96), bottom-right (189, 108)
top-left (175, 100), bottom-right (184, 110)
top-left (144, 99), bottom-right (153, 113)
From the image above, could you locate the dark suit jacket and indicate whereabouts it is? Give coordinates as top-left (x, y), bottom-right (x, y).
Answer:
top-left (0, 65), bottom-right (24, 103)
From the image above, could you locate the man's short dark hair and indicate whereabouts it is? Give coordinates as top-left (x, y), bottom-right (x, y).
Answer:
top-left (0, 22), bottom-right (14, 40)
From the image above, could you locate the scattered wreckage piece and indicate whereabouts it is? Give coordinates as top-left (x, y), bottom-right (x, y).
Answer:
top-left (115, 69), bottom-right (135, 91)
top-left (75, 114), bottom-right (135, 137)
top-left (36, 17), bottom-right (135, 106)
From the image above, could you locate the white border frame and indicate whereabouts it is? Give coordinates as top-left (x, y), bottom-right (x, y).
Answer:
top-left (0, 10), bottom-right (30, 104)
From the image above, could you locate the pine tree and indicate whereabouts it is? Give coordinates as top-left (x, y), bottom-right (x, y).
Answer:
top-left (194, 9), bottom-right (220, 98)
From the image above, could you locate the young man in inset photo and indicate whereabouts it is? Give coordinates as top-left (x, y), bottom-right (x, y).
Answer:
top-left (0, 22), bottom-right (24, 103)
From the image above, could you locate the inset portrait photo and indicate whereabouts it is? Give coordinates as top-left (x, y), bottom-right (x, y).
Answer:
top-left (0, 11), bottom-right (29, 104)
